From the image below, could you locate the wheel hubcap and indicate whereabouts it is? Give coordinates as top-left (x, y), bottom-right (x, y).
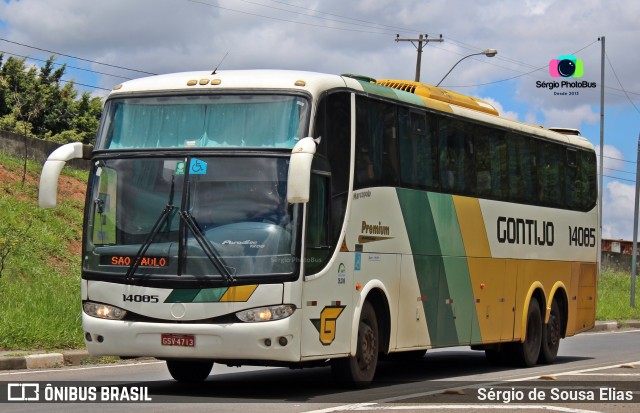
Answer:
top-left (358, 324), bottom-right (376, 368)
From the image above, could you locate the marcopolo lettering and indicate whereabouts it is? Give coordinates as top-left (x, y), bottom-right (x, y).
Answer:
top-left (496, 216), bottom-right (554, 246)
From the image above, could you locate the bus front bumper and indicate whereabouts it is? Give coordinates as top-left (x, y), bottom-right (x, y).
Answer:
top-left (82, 312), bottom-right (302, 362)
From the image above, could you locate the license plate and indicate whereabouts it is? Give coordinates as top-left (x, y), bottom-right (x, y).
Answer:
top-left (161, 334), bottom-right (195, 347)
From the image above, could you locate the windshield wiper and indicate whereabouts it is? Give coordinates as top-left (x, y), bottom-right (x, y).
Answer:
top-left (180, 210), bottom-right (236, 284)
top-left (125, 176), bottom-right (177, 283)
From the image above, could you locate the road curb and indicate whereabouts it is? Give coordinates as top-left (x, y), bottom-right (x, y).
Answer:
top-left (0, 350), bottom-right (97, 372)
top-left (590, 321), bottom-right (618, 332)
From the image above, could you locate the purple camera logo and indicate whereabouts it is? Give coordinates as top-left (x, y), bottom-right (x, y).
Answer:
top-left (549, 55), bottom-right (584, 78)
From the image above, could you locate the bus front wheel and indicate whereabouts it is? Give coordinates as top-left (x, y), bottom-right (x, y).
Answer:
top-left (166, 359), bottom-right (213, 382)
top-left (331, 301), bottom-right (379, 388)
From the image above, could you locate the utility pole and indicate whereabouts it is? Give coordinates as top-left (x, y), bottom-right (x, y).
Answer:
top-left (631, 132), bottom-right (639, 308)
top-left (395, 34), bottom-right (444, 82)
top-left (598, 36), bottom-right (605, 278)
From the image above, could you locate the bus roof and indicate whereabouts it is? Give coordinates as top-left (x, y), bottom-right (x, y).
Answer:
top-left (109, 70), bottom-right (594, 151)
top-left (109, 70), bottom-right (350, 97)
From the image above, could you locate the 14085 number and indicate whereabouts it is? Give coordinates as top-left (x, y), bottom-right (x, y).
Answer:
top-left (569, 226), bottom-right (596, 247)
top-left (122, 294), bottom-right (159, 303)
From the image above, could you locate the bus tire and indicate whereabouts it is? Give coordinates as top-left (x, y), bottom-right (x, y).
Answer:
top-left (331, 301), bottom-right (379, 388)
top-left (539, 298), bottom-right (562, 364)
top-left (166, 359), bottom-right (213, 382)
top-left (511, 297), bottom-right (542, 367)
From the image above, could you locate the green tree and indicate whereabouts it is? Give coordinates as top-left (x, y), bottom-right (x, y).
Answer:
top-left (0, 53), bottom-right (103, 144)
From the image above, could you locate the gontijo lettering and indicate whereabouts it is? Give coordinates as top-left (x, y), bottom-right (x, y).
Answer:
top-left (496, 216), bottom-right (554, 246)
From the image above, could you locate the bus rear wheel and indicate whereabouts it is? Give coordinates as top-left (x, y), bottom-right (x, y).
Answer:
top-left (331, 301), bottom-right (379, 388)
top-left (539, 299), bottom-right (562, 364)
top-left (166, 359), bottom-right (213, 382)
top-left (510, 297), bottom-right (542, 367)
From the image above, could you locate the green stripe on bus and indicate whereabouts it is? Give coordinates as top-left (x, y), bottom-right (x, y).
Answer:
top-left (164, 289), bottom-right (201, 303)
top-left (165, 288), bottom-right (228, 303)
top-left (193, 288), bottom-right (228, 303)
top-left (396, 188), bottom-right (482, 346)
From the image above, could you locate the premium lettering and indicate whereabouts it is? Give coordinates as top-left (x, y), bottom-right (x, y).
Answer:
top-left (361, 221), bottom-right (390, 236)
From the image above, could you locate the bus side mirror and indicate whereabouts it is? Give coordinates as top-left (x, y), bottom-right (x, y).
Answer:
top-left (287, 137), bottom-right (317, 204)
top-left (39, 142), bottom-right (93, 208)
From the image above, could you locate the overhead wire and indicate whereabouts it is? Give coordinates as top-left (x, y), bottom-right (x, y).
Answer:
top-left (0, 38), bottom-right (156, 75)
top-left (185, 0), bottom-right (400, 35)
top-left (0, 50), bottom-right (133, 80)
top-left (605, 51), bottom-right (640, 115)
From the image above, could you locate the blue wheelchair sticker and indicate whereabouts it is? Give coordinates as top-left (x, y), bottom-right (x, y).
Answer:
top-left (354, 252), bottom-right (361, 271)
top-left (189, 158), bottom-right (207, 175)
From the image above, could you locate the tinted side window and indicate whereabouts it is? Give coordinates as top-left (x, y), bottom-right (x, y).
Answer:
top-left (306, 92), bottom-right (351, 275)
top-left (398, 109), bottom-right (438, 189)
top-left (355, 96), bottom-right (399, 189)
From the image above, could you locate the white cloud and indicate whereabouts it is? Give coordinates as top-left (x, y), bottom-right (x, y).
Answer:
top-left (602, 180), bottom-right (637, 240)
top-left (541, 104), bottom-right (599, 130)
top-left (480, 97), bottom-right (520, 121)
top-left (595, 144), bottom-right (627, 173)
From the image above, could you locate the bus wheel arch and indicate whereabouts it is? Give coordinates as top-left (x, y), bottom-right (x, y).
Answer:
top-left (548, 286), bottom-right (569, 339)
top-left (539, 289), bottom-right (567, 364)
top-left (331, 286), bottom-right (390, 388)
top-left (331, 299), bottom-right (380, 387)
top-left (364, 287), bottom-right (391, 354)
top-left (511, 288), bottom-right (545, 367)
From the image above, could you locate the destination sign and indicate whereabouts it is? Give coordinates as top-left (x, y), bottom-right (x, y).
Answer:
top-left (100, 255), bottom-right (169, 268)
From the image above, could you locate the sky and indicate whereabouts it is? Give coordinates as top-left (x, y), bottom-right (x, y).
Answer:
top-left (0, 0), bottom-right (639, 240)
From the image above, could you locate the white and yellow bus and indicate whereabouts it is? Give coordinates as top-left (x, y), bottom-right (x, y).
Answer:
top-left (39, 70), bottom-right (598, 387)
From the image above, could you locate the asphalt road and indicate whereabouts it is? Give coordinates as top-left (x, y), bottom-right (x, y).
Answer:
top-left (2, 328), bottom-right (639, 413)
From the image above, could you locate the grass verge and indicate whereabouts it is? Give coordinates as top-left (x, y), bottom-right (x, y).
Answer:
top-left (596, 269), bottom-right (640, 321)
top-left (0, 152), bottom-right (86, 350)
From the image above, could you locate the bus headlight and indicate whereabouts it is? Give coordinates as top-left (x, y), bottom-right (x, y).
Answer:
top-left (83, 301), bottom-right (127, 320)
top-left (236, 304), bottom-right (295, 322)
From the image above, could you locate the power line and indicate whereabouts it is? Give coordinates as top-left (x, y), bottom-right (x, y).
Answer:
top-left (605, 51), bottom-right (640, 115)
top-left (265, 0), bottom-right (423, 34)
top-left (185, 0), bottom-right (399, 35)
top-left (604, 166), bottom-right (636, 175)
top-left (603, 174), bottom-right (636, 184)
top-left (600, 154), bottom-right (637, 164)
top-left (0, 50), bottom-right (133, 80)
top-left (0, 38), bottom-right (156, 75)
top-left (59, 78), bottom-right (111, 92)
top-left (230, 0), bottom-right (408, 35)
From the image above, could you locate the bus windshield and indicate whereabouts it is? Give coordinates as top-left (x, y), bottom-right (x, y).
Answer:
top-left (98, 94), bottom-right (309, 149)
top-left (84, 156), bottom-right (299, 281)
